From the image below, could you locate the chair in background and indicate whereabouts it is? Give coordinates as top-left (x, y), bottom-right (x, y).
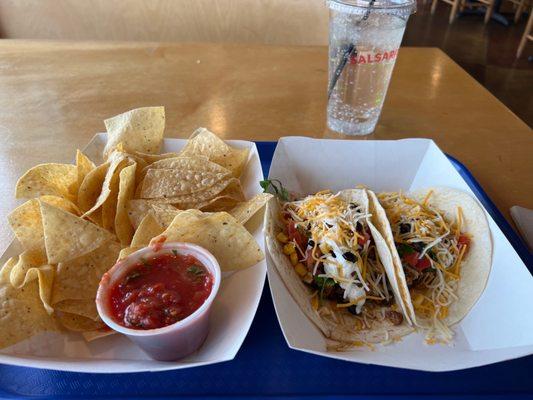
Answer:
top-left (477, 0), bottom-right (497, 23)
top-left (431, 0), bottom-right (495, 23)
top-left (517, 7), bottom-right (533, 58)
top-left (507, 0), bottom-right (529, 23)
top-left (431, 0), bottom-right (464, 23)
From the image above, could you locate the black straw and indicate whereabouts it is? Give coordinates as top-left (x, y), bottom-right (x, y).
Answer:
top-left (327, 0), bottom-right (377, 101)
top-left (327, 43), bottom-right (357, 100)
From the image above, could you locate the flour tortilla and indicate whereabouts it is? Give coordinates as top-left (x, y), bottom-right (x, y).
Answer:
top-left (265, 191), bottom-right (414, 345)
top-left (367, 187), bottom-right (492, 326)
top-left (366, 190), bottom-right (417, 326)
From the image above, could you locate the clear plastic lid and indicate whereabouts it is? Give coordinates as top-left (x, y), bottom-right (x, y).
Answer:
top-left (328, 0), bottom-right (416, 15)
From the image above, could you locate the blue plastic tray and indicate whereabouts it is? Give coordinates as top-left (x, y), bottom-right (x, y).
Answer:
top-left (1, 141), bottom-right (531, 399)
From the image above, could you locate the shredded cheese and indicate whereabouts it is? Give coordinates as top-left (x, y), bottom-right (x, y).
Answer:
top-left (378, 190), bottom-right (470, 344)
top-left (281, 189), bottom-right (393, 330)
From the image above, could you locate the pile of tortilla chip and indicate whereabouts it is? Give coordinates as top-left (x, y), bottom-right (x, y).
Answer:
top-left (0, 106), bottom-right (272, 349)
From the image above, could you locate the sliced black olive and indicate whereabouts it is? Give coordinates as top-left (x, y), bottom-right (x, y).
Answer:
top-left (411, 242), bottom-right (425, 252)
top-left (308, 239), bottom-right (315, 247)
top-left (342, 252), bottom-right (356, 262)
top-left (314, 262), bottom-right (324, 276)
top-left (399, 223), bottom-right (411, 234)
top-left (349, 203), bottom-right (357, 209)
top-left (347, 305), bottom-right (359, 315)
top-left (334, 286), bottom-right (345, 303)
top-left (325, 223), bottom-right (333, 228)
top-left (428, 249), bottom-right (438, 261)
top-left (329, 250), bottom-right (336, 258)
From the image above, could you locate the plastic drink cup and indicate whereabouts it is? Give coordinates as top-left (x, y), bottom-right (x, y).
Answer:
top-left (327, 0), bottom-right (416, 135)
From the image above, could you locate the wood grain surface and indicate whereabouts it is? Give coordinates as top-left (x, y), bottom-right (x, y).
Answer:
top-left (0, 40), bottom-right (531, 250)
top-left (0, 0), bottom-right (329, 45)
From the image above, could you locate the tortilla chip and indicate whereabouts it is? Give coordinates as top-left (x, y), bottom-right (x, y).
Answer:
top-left (140, 157), bottom-right (231, 199)
top-left (127, 199), bottom-right (179, 229)
top-left (134, 178), bottom-right (144, 198)
top-left (40, 202), bottom-right (115, 264)
top-left (15, 163), bottom-right (77, 202)
top-left (57, 312), bottom-right (105, 332)
top-left (19, 265), bottom-right (55, 315)
top-left (128, 156), bottom-right (147, 181)
top-left (150, 205), bottom-right (180, 228)
top-left (82, 327), bottom-right (115, 342)
top-left (191, 178), bottom-right (246, 211)
top-left (142, 154), bottom-right (209, 171)
top-left (152, 211), bottom-right (264, 271)
top-left (8, 196), bottom-right (80, 251)
top-left (118, 246), bottom-right (142, 260)
top-left (228, 193), bottom-right (273, 224)
top-left (54, 299), bottom-right (99, 321)
top-left (82, 152), bottom-right (127, 219)
top-left (75, 150), bottom-right (96, 193)
top-left (7, 249), bottom-right (55, 315)
top-left (0, 257), bottom-right (59, 349)
top-left (137, 155), bottom-right (210, 182)
top-left (153, 177), bottom-right (241, 208)
top-left (132, 150), bottom-right (179, 165)
top-left (115, 163), bottom-right (137, 245)
top-left (179, 127), bottom-right (249, 177)
top-left (101, 159), bottom-right (132, 231)
top-left (78, 162), bottom-right (108, 217)
top-left (131, 213), bottom-right (165, 247)
top-left (51, 241), bottom-right (121, 304)
top-left (103, 106), bottom-right (165, 158)
top-left (9, 248), bottom-right (47, 288)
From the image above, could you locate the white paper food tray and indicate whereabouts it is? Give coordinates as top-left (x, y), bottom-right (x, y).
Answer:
top-left (266, 137), bottom-right (533, 372)
top-left (0, 134), bottom-right (267, 373)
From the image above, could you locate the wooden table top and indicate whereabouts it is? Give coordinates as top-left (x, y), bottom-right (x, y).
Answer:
top-left (0, 40), bottom-right (531, 248)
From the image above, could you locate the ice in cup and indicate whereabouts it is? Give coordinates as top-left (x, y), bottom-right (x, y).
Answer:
top-left (327, 0), bottom-right (416, 135)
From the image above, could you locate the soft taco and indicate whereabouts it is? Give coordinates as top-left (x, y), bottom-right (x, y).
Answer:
top-left (367, 187), bottom-right (492, 343)
top-left (265, 188), bottom-right (415, 346)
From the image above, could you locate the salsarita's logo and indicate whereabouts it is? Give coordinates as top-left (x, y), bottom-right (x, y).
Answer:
top-left (349, 49), bottom-right (398, 65)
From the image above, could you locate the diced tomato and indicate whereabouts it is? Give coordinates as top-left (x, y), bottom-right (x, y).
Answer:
top-left (415, 256), bottom-right (431, 271)
top-left (402, 251), bottom-right (420, 268)
top-left (288, 221), bottom-right (307, 253)
top-left (458, 235), bottom-right (470, 247)
top-left (357, 231), bottom-right (370, 246)
top-left (281, 212), bottom-right (291, 224)
top-left (457, 234), bottom-right (470, 255)
top-left (306, 248), bottom-right (314, 271)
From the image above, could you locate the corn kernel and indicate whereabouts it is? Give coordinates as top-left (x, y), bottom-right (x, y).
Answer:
top-left (412, 293), bottom-right (424, 307)
top-left (290, 252), bottom-right (298, 266)
top-left (294, 263), bottom-right (307, 277)
top-left (354, 319), bottom-right (364, 330)
top-left (311, 295), bottom-right (319, 310)
top-left (438, 306), bottom-right (448, 319)
top-left (283, 243), bottom-right (295, 255)
top-left (276, 232), bottom-right (289, 244)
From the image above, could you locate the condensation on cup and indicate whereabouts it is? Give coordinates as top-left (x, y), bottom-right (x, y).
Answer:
top-left (327, 0), bottom-right (416, 135)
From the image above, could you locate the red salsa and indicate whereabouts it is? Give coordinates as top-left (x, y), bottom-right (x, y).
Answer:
top-left (109, 252), bottom-right (213, 330)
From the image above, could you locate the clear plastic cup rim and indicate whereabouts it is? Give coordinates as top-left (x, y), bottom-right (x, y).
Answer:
top-left (328, 0), bottom-right (416, 12)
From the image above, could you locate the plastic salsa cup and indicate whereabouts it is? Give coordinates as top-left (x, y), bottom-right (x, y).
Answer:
top-left (96, 242), bottom-right (221, 361)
